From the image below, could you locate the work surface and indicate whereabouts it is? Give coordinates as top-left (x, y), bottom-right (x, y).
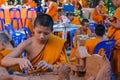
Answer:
top-left (16, 72), bottom-right (84, 80)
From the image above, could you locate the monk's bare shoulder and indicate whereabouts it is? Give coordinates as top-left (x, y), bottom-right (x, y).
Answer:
top-left (20, 37), bottom-right (34, 50)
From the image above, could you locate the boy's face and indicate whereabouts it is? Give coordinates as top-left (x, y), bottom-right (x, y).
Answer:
top-left (34, 25), bottom-right (52, 44)
top-left (68, 15), bottom-right (74, 21)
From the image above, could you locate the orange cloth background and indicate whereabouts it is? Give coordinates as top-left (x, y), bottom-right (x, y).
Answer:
top-left (0, 6), bottom-right (36, 30)
top-left (0, 0), bottom-right (6, 5)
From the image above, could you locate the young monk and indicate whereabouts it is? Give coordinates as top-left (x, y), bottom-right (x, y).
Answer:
top-left (92, 0), bottom-right (108, 24)
top-left (1, 14), bottom-right (68, 73)
top-left (84, 24), bottom-right (106, 55)
top-left (46, 0), bottom-right (58, 23)
top-left (66, 12), bottom-right (81, 25)
top-left (70, 19), bottom-right (91, 61)
top-left (105, 0), bottom-right (120, 79)
top-left (75, 19), bottom-right (91, 35)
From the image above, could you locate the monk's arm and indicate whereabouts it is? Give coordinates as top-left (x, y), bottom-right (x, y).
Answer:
top-left (105, 19), bottom-right (119, 28)
top-left (116, 19), bottom-right (120, 28)
top-left (1, 41), bottom-right (27, 67)
top-left (96, 6), bottom-right (101, 15)
top-left (96, 6), bottom-right (107, 16)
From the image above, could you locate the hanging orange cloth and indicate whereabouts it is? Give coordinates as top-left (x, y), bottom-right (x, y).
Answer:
top-left (0, 0), bottom-right (6, 5)
top-left (28, 1), bottom-right (37, 8)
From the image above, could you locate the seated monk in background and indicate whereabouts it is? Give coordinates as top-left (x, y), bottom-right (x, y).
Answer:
top-left (46, 0), bottom-right (58, 23)
top-left (1, 14), bottom-right (68, 73)
top-left (66, 12), bottom-right (81, 25)
top-left (85, 24), bottom-right (107, 55)
top-left (92, 0), bottom-right (108, 24)
top-left (57, 12), bottom-right (81, 38)
top-left (70, 19), bottom-right (91, 61)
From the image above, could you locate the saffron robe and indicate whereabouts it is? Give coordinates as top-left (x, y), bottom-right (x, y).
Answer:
top-left (30, 34), bottom-right (68, 73)
top-left (0, 49), bottom-right (12, 66)
top-left (46, 1), bottom-right (58, 23)
top-left (82, 0), bottom-right (89, 8)
top-left (92, 6), bottom-right (107, 24)
top-left (0, 0), bottom-right (6, 5)
top-left (71, 17), bottom-right (81, 25)
top-left (108, 7), bottom-right (120, 74)
top-left (84, 38), bottom-right (101, 55)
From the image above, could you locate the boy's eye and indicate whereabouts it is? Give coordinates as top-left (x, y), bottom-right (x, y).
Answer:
top-left (38, 31), bottom-right (42, 34)
top-left (44, 32), bottom-right (49, 35)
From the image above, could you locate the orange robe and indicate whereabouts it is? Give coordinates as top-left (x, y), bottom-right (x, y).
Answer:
top-left (23, 0), bottom-right (29, 3)
top-left (71, 17), bottom-right (81, 25)
top-left (0, 49), bottom-right (21, 71)
top-left (82, 0), bottom-right (89, 8)
top-left (31, 34), bottom-right (68, 73)
top-left (107, 7), bottom-right (120, 74)
top-left (46, 1), bottom-right (58, 23)
top-left (0, 49), bottom-right (12, 66)
top-left (92, 6), bottom-right (107, 24)
top-left (70, 29), bottom-right (91, 60)
top-left (23, 0), bottom-right (37, 8)
top-left (84, 38), bottom-right (101, 55)
top-left (0, 0), bottom-right (6, 5)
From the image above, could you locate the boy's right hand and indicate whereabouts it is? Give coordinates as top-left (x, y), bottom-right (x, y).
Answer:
top-left (18, 58), bottom-right (34, 71)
